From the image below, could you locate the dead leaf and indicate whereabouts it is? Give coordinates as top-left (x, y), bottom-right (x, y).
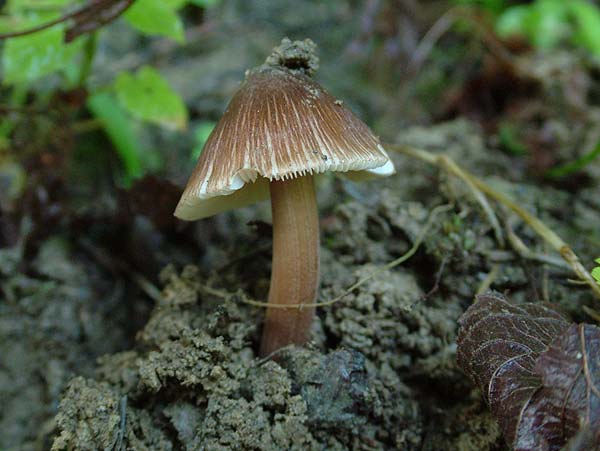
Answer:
top-left (514, 324), bottom-right (600, 451)
top-left (457, 293), bottom-right (600, 451)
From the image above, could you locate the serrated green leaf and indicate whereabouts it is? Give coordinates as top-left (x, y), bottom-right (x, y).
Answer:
top-left (124, 0), bottom-right (184, 43)
top-left (568, 0), bottom-right (600, 57)
top-left (87, 92), bottom-right (143, 185)
top-left (114, 66), bottom-right (188, 131)
top-left (2, 18), bottom-right (82, 85)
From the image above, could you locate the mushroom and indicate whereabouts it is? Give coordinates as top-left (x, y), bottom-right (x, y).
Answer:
top-left (174, 38), bottom-right (395, 357)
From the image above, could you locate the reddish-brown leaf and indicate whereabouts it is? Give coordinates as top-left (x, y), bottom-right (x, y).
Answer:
top-left (514, 324), bottom-right (600, 451)
top-left (458, 293), bottom-right (600, 450)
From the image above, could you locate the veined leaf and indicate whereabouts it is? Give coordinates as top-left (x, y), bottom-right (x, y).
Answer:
top-left (515, 323), bottom-right (600, 450)
top-left (568, 0), bottom-right (600, 57)
top-left (457, 292), bottom-right (600, 450)
top-left (2, 17), bottom-right (82, 85)
top-left (124, 0), bottom-right (184, 43)
top-left (87, 92), bottom-right (143, 185)
top-left (114, 66), bottom-right (188, 131)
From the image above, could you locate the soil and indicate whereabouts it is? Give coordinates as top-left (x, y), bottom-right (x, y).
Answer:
top-left (3, 117), bottom-right (597, 450)
top-left (2, 1), bottom-right (600, 450)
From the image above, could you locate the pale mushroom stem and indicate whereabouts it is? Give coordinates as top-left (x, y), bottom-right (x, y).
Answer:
top-left (260, 175), bottom-right (320, 357)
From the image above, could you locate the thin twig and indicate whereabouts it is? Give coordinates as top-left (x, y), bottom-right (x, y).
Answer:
top-left (409, 6), bottom-right (515, 75)
top-left (78, 238), bottom-right (164, 303)
top-left (504, 217), bottom-right (572, 271)
top-left (476, 264), bottom-right (500, 296)
top-left (541, 252), bottom-right (550, 302)
top-left (0, 0), bottom-right (134, 41)
top-left (200, 203), bottom-right (454, 309)
top-left (580, 325), bottom-right (600, 398)
top-left (439, 155), bottom-right (504, 246)
top-left (409, 8), bottom-right (456, 73)
top-left (0, 11), bottom-right (80, 39)
top-left (217, 243), bottom-right (271, 272)
top-left (583, 306), bottom-right (600, 323)
top-left (386, 143), bottom-right (600, 300)
top-left (421, 254), bottom-right (449, 301)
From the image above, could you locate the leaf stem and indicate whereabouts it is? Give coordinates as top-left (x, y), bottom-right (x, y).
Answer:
top-left (386, 143), bottom-right (600, 301)
top-left (78, 31), bottom-right (98, 87)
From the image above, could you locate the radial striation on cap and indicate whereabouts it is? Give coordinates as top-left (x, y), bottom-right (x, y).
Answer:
top-left (175, 66), bottom-right (394, 220)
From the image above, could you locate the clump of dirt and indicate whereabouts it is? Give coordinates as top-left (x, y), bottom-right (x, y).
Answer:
top-left (263, 37), bottom-right (319, 76)
top-left (22, 119), bottom-right (600, 450)
top-left (52, 265), bottom-right (423, 450)
top-left (0, 235), bottom-right (136, 451)
top-left (321, 255), bottom-right (460, 380)
top-left (53, 377), bottom-right (172, 450)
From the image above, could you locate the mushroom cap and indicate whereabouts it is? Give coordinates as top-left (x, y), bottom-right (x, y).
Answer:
top-left (175, 67), bottom-right (395, 220)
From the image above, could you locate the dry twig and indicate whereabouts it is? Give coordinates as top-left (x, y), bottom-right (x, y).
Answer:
top-left (385, 143), bottom-right (600, 301)
top-left (200, 203), bottom-right (454, 309)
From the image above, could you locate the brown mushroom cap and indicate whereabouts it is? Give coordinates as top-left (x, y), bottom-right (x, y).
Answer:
top-left (175, 66), bottom-right (394, 220)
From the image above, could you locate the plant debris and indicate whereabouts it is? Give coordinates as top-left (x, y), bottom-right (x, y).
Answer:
top-left (457, 292), bottom-right (600, 450)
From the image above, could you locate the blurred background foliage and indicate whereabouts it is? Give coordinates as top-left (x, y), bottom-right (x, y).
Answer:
top-left (2, 0), bottom-right (600, 182)
top-left (457, 0), bottom-right (600, 55)
top-left (1, 0), bottom-right (600, 255)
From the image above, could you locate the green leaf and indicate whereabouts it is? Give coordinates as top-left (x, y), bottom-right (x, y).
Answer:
top-left (592, 259), bottom-right (600, 284)
top-left (453, 0), bottom-right (505, 13)
top-left (568, 0), bottom-right (600, 57)
top-left (124, 0), bottom-right (184, 42)
top-left (164, 0), bottom-right (188, 9)
top-left (191, 121), bottom-right (216, 160)
top-left (5, 0), bottom-right (71, 14)
top-left (188, 0), bottom-right (222, 7)
top-left (527, 0), bottom-right (569, 49)
top-left (496, 5), bottom-right (531, 38)
top-left (87, 92), bottom-right (143, 185)
top-left (498, 123), bottom-right (528, 156)
top-left (545, 140), bottom-right (600, 179)
top-left (114, 66), bottom-right (188, 131)
top-left (2, 18), bottom-right (82, 85)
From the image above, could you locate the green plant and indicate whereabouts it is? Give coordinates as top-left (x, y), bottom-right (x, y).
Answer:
top-left (0, 0), bottom-right (219, 185)
top-left (191, 121), bottom-right (216, 160)
top-left (457, 0), bottom-right (600, 57)
top-left (545, 140), bottom-right (600, 179)
top-left (593, 259), bottom-right (600, 285)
